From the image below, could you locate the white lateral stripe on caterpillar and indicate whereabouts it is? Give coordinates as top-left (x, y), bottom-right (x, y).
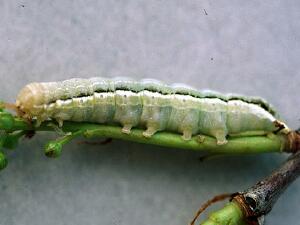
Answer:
top-left (15, 77), bottom-right (288, 145)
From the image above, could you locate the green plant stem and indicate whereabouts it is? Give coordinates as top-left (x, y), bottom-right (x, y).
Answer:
top-left (200, 202), bottom-right (247, 225)
top-left (44, 130), bottom-right (85, 157)
top-left (0, 112), bottom-right (288, 154)
top-left (81, 126), bottom-right (286, 154)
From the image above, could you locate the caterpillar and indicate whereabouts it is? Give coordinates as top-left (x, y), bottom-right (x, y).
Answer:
top-left (15, 77), bottom-right (289, 145)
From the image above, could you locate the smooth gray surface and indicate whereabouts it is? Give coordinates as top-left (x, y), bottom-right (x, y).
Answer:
top-left (0, 1), bottom-right (299, 225)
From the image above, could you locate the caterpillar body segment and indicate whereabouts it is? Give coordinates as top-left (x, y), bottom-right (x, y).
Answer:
top-left (140, 90), bottom-right (172, 137)
top-left (114, 90), bottom-right (142, 134)
top-left (198, 98), bottom-right (228, 145)
top-left (15, 77), bottom-right (288, 145)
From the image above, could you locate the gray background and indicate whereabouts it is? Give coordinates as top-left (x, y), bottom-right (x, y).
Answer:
top-left (0, 1), bottom-right (299, 225)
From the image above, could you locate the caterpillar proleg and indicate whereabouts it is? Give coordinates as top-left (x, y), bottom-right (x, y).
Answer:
top-left (15, 77), bottom-right (289, 145)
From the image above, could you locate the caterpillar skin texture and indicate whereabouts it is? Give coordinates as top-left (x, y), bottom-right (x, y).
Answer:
top-left (15, 77), bottom-right (288, 145)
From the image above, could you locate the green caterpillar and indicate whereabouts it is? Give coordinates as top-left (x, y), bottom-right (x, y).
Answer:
top-left (15, 77), bottom-right (289, 145)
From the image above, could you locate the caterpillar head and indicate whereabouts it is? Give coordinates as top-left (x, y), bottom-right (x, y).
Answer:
top-left (15, 83), bottom-right (45, 119)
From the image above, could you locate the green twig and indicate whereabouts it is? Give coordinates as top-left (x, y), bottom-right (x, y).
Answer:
top-left (0, 110), bottom-right (291, 155)
top-left (0, 108), bottom-right (299, 172)
top-left (44, 130), bottom-right (85, 157)
top-left (200, 201), bottom-right (247, 225)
